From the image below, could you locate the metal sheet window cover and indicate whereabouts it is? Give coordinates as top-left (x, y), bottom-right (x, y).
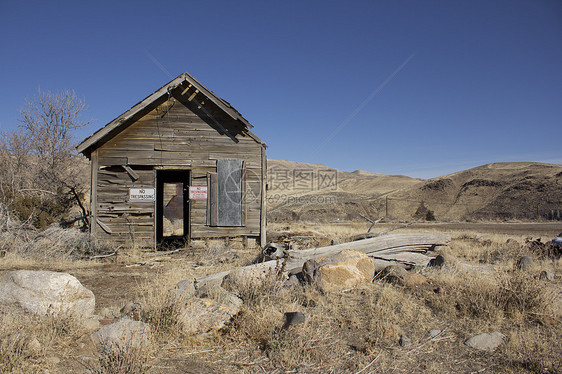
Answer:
top-left (217, 159), bottom-right (243, 226)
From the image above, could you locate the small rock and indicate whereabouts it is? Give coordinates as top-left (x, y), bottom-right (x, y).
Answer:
top-left (120, 301), bottom-right (144, 320)
top-left (400, 273), bottom-right (428, 287)
top-left (83, 317), bottom-right (101, 332)
top-left (98, 307), bottom-right (121, 319)
top-left (283, 274), bottom-right (301, 288)
top-left (348, 336), bottom-right (367, 353)
top-left (464, 332), bottom-right (506, 351)
top-left (428, 329), bottom-right (441, 338)
top-left (399, 335), bottom-right (412, 347)
top-left (428, 255), bottom-right (446, 268)
top-left (516, 256), bottom-right (534, 271)
top-left (28, 337), bottom-right (42, 355)
top-left (172, 280), bottom-right (196, 298)
top-left (428, 253), bottom-right (456, 268)
top-left (178, 296), bottom-right (241, 336)
top-left (539, 270), bottom-right (555, 280)
top-left (505, 238), bottom-right (518, 245)
top-left (92, 319), bottom-right (151, 351)
top-left (283, 312), bottom-right (305, 329)
top-left (221, 267), bottom-right (275, 295)
top-left (195, 285), bottom-right (243, 312)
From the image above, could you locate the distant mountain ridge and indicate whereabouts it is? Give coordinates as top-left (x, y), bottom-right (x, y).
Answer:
top-left (267, 159), bottom-right (562, 222)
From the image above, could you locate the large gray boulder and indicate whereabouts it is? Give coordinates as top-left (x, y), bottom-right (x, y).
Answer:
top-left (0, 270), bottom-right (95, 318)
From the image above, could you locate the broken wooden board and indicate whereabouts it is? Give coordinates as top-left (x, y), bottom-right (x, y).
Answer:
top-left (195, 233), bottom-right (450, 286)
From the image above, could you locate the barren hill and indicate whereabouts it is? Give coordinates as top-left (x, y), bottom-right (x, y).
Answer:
top-left (267, 160), bottom-right (562, 222)
top-left (267, 159), bottom-right (422, 221)
top-left (379, 162), bottom-right (562, 221)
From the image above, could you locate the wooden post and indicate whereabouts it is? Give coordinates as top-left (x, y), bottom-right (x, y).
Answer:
top-left (90, 150), bottom-right (98, 238)
top-left (385, 196), bottom-right (388, 219)
top-left (259, 146), bottom-right (267, 247)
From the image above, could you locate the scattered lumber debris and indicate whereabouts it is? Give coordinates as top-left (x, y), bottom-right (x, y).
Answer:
top-left (358, 214), bottom-right (384, 233)
top-left (525, 236), bottom-right (561, 258)
top-left (196, 233), bottom-right (450, 286)
top-left (350, 222), bottom-right (413, 241)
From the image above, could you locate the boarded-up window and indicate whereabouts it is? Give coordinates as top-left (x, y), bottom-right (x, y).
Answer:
top-left (211, 159), bottom-right (244, 227)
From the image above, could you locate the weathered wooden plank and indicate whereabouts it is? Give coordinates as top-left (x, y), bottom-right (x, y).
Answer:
top-left (99, 156), bottom-right (128, 166)
top-left (209, 172), bottom-right (218, 226)
top-left (91, 150), bottom-right (99, 237)
top-left (260, 146), bottom-right (267, 247)
top-left (123, 165), bottom-right (139, 181)
top-left (96, 218), bottom-right (113, 234)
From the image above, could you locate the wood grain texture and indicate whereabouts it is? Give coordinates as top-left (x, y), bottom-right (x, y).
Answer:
top-left (89, 92), bottom-right (266, 246)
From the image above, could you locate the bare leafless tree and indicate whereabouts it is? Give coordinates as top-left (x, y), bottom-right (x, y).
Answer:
top-left (0, 89), bottom-right (90, 228)
top-left (0, 129), bottom-right (31, 197)
top-left (18, 88), bottom-right (89, 192)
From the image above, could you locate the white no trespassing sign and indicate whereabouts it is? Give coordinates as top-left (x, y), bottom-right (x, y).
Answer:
top-left (129, 188), bottom-right (155, 202)
top-left (189, 186), bottom-right (207, 200)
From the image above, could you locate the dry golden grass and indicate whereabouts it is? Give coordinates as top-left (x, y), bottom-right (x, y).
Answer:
top-left (0, 310), bottom-right (90, 373)
top-left (1, 222), bottom-right (560, 373)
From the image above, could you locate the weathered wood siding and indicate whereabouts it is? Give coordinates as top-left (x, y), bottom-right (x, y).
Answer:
top-left (92, 90), bottom-right (264, 246)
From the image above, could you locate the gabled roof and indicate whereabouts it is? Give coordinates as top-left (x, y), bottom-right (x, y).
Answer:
top-left (77, 72), bottom-right (264, 155)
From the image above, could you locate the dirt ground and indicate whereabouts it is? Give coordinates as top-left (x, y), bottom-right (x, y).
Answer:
top-left (1, 222), bottom-right (560, 373)
top-left (2, 222), bottom-right (560, 319)
top-left (401, 222), bottom-right (562, 236)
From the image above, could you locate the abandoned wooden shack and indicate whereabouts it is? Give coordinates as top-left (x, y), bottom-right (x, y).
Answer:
top-left (77, 72), bottom-right (267, 248)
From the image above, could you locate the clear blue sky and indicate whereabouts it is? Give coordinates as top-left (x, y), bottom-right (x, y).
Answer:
top-left (1, 0), bottom-right (560, 178)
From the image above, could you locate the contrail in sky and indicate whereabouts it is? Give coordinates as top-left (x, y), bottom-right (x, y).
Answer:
top-left (313, 53), bottom-right (416, 154)
top-left (146, 50), bottom-right (173, 78)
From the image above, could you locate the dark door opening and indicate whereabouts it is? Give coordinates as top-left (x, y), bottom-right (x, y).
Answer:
top-left (156, 170), bottom-right (189, 246)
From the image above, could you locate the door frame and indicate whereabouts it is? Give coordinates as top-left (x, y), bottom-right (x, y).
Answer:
top-left (155, 169), bottom-right (190, 246)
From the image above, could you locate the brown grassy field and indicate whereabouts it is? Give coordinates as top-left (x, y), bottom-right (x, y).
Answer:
top-left (1, 221), bottom-right (561, 373)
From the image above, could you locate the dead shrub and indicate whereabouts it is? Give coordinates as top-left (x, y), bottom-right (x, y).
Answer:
top-left (21, 225), bottom-right (113, 260)
top-left (478, 240), bottom-right (528, 264)
top-left (0, 310), bottom-right (85, 373)
top-left (0, 321), bottom-right (34, 373)
top-left (86, 339), bottom-right (151, 374)
top-left (426, 269), bottom-right (554, 323)
top-left (525, 237), bottom-right (561, 259)
top-left (138, 273), bottom-right (192, 338)
top-left (504, 324), bottom-right (562, 373)
top-left (0, 212), bottom-right (113, 261)
top-left (232, 259), bottom-right (288, 304)
top-left (228, 280), bottom-right (433, 372)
